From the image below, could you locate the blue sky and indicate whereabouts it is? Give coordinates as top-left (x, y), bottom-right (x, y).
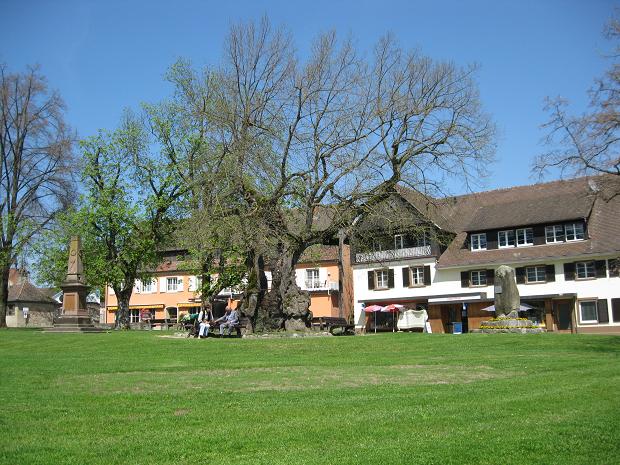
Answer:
top-left (1, 0), bottom-right (616, 194)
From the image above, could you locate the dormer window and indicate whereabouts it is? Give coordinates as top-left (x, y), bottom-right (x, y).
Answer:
top-left (394, 234), bottom-right (405, 250)
top-left (545, 225), bottom-right (564, 243)
top-left (498, 230), bottom-right (515, 248)
top-left (516, 228), bottom-right (533, 247)
top-left (565, 223), bottom-right (585, 241)
top-left (471, 233), bottom-right (487, 251)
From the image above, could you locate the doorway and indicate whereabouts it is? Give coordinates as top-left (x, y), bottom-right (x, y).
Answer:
top-left (554, 301), bottom-right (573, 332)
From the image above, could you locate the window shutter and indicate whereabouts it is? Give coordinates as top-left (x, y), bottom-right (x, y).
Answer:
top-left (597, 299), bottom-right (609, 324)
top-left (388, 269), bottom-right (394, 289)
top-left (402, 267), bottom-right (410, 287)
top-left (545, 264), bottom-right (556, 282)
top-left (188, 276), bottom-right (196, 292)
top-left (515, 267), bottom-right (525, 284)
top-left (486, 231), bottom-right (498, 250)
top-left (563, 263), bottom-right (575, 281)
top-left (367, 271), bottom-right (375, 290)
top-left (609, 259), bottom-right (619, 277)
top-left (134, 281), bottom-right (141, 294)
top-left (486, 269), bottom-right (495, 284)
top-left (160, 277), bottom-right (167, 292)
top-left (460, 271), bottom-right (470, 288)
top-left (532, 225), bottom-right (546, 245)
top-left (595, 260), bottom-right (607, 279)
top-left (178, 277), bottom-right (184, 292)
top-left (423, 266), bottom-right (431, 286)
top-left (612, 298), bottom-right (620, 322)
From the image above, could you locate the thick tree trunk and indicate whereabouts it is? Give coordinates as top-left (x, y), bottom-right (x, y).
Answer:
top-left (241, 253), bottom-right (270, 332)
top-left (0, 264), bottom-right (9, 328)
top-left (257, 243), bottom-right (311, 331)
top-left (115, 289), bottom-right (132, 330)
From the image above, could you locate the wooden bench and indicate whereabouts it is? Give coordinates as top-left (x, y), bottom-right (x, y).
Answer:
top-left (187, 317), bottom-right (252, 338)
top-left (311, 317), bottom-right (355, 335)
top-left (148, 318), bottom-right (175, 330)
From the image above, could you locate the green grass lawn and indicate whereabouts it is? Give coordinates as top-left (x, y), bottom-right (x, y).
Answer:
top-left (1, 330), bottom-right (619, 465)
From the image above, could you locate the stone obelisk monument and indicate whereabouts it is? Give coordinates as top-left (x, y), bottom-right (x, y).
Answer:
top-left (47, 236), bottom-right (102, 332)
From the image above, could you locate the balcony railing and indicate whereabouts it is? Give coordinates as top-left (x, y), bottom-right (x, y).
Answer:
top-left (303, 280), bottom-right (339, 292)
top-left (355, 245), bottom-right (433, 263)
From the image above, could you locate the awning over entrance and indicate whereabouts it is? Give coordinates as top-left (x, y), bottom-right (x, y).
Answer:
top-left (107, 304), bottom-right (164, 311)
top-left (427, 292), bottom-right (489, 305)
top-left (177, 302), bottom-right (201, 309)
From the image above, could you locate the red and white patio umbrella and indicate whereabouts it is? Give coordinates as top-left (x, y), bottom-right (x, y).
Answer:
top-left (364, 305), bottom-right (384, 333)
top-left (382, 304), bottom-right (404, 332)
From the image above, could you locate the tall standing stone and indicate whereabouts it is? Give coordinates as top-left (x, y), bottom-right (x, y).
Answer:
top-left (494, 265), bottom-right (520, 317)
top-left (46, 236), bottom-right (103, 332)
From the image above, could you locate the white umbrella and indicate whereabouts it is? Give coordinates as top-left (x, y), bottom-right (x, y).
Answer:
top-left (481, 303), bottom-right (534, 312)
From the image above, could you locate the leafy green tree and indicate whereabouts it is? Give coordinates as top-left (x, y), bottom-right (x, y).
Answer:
top-left (37, 117), bottom-right (186, 328)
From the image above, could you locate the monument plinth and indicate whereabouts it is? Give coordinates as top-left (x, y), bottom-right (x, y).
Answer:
top-left (46, 236), bottom-right (104, 332)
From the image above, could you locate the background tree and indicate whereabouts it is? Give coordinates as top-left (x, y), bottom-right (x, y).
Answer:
top-left (535, 13), bottom-right (620, 192)
top-left (0, 65), bottom-right (74, 328)
top-left (36, 114), bottom-right (187, 329)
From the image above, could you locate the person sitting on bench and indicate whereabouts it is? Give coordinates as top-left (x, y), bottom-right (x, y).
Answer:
top-left (215, 306), bottom-right (239, 336)
top-left (198, 305), bottom-right (212, 339)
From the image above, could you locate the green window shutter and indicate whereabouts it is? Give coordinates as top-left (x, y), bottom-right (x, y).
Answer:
top-left (460, 271), bottom-right (470, 288)
top-left (532, 225), bottom-right (546, 245)
top-left (423, 266), bottom-right (432, 286)
top-left (367, 271), bottom-right (375, 290)
top-left (388, 269), bottom-right (395, 289)
top-left (515, 267), bottom-right (525, 284)
top-left (597, 299), bottom-right (609, 324)
top-left (402, 267), bottom-right (410, 287)
top-left (611, 298), bottom-right (620, 322)
top-left (564, 263), bottom-right (575, 281)
top-left (545, 264), bottom-right (556, 282)
top-left (595, 260), bottom-right (608, 279)
top-left (486, 269), bottom-right (495, 284)
top-left (608, 259), bottom-right (619, 277)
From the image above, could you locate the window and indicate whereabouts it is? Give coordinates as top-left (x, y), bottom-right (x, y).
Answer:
top-left (305, 269), bottom-right (321, 288)
top-left (526, 266), bottom-right (546, 283)
top-left (394, 234), bottom-right (405, 250)
top-left (516, 228), bottom-right (533, 246)
top-left (372, 239), bottom-right (384, 252)
top-left (470, 270), bottom-right (487, 286)
top-left (141, 279), bottom-right (155, 293)
top-left (471, 233), bottom-right (487, 251)
top-left (166, 277), bottom-right (180, 292)
top-left (129, 309), bottom-right (140, 323)
top-left (565, 223), bottom-right (585, 241)
top-left (545, 225), bottom-right (564, 243)
top-left (376, 269), bottom-right (389, 289)
top-left (579, 300), bottom-right (598, 323)
top-left (498, 230), bottom-right (515, 248)
top-left (411, 266), bottom-right (425, 286)
top-left (575, 261), bottom-right (595, 280)
top-left (412, 232), bottom-right (429, 248)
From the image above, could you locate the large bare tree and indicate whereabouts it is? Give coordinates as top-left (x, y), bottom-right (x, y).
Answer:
top-left (175, 18), bottom-right (495, 329)
top-left (0, 65), bottom-right (73, 327)
top-left (535, 14), bottom-right (620, 190)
